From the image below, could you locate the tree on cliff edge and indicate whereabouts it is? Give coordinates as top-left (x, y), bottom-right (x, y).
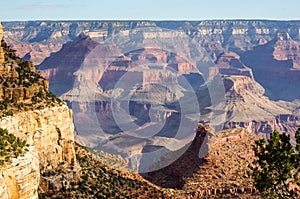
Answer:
top-left (251, 127), bottom-right (300, 199)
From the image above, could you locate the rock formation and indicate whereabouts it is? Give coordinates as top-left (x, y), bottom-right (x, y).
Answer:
top-left (144, 124), bottom-right (259, 198)
top-left (223, 75), bottom-right (290, 122)
top-left (0, 23), bottom-right (76, 199)
top-left (0, 147), bottom-right (40, 199)
top-left (0, 105), bottom-right (75, 171)
top-left (0, 44), bottom-right (47, 104)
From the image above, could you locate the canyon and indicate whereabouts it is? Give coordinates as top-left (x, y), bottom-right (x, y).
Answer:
top-left (3, 20), bottom-right (300, 159)
top-left (1, 20), bottom-right (300, 197)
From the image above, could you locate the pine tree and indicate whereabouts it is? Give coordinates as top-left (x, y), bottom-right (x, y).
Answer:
top-left (251, 128), bottom-right (300, 198)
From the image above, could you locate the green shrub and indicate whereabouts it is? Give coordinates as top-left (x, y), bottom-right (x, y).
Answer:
top-left (251, 128), bottom-right (300, 198)
top-left (0, 128), bottom-right (28, 166)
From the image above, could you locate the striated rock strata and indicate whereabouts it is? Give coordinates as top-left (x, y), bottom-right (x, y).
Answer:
top-left (4, 20), bottom-right (300, 65)
top-left (221, 74), bottom-right (300, 140)
top-left (0, 104), bottom-right (75, 172)
top-left (0, 22), bottom-right (77, 199)
top-left (0, 146), bottom-right (40, 199)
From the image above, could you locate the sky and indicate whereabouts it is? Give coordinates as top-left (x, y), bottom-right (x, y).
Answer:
top-left (1, 0), bottom-right (300, 21)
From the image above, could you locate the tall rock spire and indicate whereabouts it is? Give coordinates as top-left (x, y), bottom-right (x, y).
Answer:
top-left (0, 23), bottom-right (4, 65)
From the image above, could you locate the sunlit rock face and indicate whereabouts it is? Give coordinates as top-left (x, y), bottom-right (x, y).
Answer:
top-left (0, 147), bottom-right (40, 199)
top-left (0, 105), bottom-right (76, 172)
top-left (0, 22), bottom-right (78, 199)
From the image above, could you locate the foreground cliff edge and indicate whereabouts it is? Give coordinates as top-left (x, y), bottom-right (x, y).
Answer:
top-left (0, 22), bottom-right (76, 198)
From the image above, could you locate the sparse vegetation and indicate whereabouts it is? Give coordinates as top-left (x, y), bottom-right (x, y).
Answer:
top-left (0, 41), bottom-right (63, 118)
top-left (251, 128), bottom-right (300, 198)
top-left (0, 128), bottom-right (28, 166)
top-left (39, 143), bottom-right (168, 199)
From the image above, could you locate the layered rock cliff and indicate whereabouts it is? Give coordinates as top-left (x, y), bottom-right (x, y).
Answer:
top-left (0, 22), bottom-right (76, 171)
top-left (0, 105), bottom-right (75, 171)
top-left (0, 23), bottom-right (76, 199)
top-left (3, 20), bottom-right (300, 65)
top-left (0, 146), bottom-right (39, 199)
top-left (221, 72), bottom-right (299, 139)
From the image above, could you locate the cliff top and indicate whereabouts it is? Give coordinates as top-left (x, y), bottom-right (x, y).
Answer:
top-left (0, 23), bottom-right (63, 117)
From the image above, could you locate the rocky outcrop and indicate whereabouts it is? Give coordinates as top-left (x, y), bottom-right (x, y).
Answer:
top-left (0, 42), bottom-right (49, 103)
top-left (144, 125), bottom-right (259, 197)
top-left (224, 75), bottom-right (290, 121)
top-left (0, 23), bottom-right (77, 199)
top-left (0, 146), bottom-right (40, 199)
top-left (221, 74), bottom-right (300, 139)
top-left (183, 127), bottom-right (259, 198)
top-left (0, 23), bottom-right (76, 172)
top-left (0, 32), bottom-right (63, 122)
top-left (0, 104), bottom-right (76, 172)
top-left (144, 124), bottom-right (210, 189)
top-left (273, 32), bottom-right (300, 69)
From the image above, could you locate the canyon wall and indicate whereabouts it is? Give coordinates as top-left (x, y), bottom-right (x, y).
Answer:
top-left (0, 104), bottom-right (76, 199)
top-left (3, 20), bottom-right (300, 65)
top-left (0, 104), bottom-right (76, 171)
top-left (0, 23), bottom-right (77, 199)
top-left (0, 147), bottom-right (40, 199)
